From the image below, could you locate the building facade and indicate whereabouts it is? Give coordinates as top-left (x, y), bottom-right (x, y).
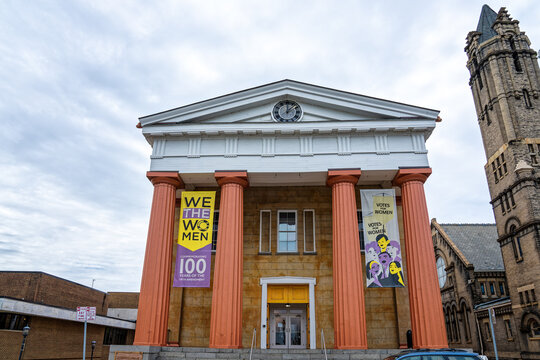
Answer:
top-left (0, 271), bottom-right (137, 360)
top-left (431, 221), bottom-right (514, 356)
top-left (133, 80), bottom-right (448, 351)
top-left (465, 5), bottom-right (540, 359)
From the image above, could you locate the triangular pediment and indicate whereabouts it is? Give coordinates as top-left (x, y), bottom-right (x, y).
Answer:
top-left (139, 79), bottom-right (439, 127)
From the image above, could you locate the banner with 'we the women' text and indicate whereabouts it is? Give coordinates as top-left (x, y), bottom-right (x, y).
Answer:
top-left (173, 191), bottom-right (215, 287)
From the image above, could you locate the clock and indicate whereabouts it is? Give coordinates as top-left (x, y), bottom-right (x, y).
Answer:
top-left (272, 100), bottom-right (303, 122)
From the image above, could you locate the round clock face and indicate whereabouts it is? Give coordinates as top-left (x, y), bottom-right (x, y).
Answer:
top-left (272, 100), bottom-right (302, 122)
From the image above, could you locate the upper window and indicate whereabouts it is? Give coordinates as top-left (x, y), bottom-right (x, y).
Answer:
top-left (211, 210), bottom-right (219, 252)
top-left (523, 89), bottom-right (533, 108)
top-left (490, 282), bottom-right (496, 296)
top-left (357, 210), bottom-right (365, 251)
top-left (436, 257), bottom-right (447, 288)
top-left (303, 209), bottom-right (316, 253)
top-left (278, 211), bottom-right (297, 253)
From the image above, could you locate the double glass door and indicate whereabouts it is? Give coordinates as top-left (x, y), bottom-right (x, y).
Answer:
top-left (269, 306), bottom-right (306, 349)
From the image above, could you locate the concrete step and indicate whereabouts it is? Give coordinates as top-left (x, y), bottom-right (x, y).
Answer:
top-left (157, 347), bottom-right (400, 360)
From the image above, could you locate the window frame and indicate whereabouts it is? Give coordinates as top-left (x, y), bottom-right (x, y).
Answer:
top-left (259, 210), bottom-right (272, 254)
top-left (211, 210), bottom-right (219, 252)
top-left (303, 209), bottom-right (316, 254)
top-left (277, 210), bottom-right (298, 253)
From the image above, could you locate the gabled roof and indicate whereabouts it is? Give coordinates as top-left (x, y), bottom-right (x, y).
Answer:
top-left (476, 5), bottom-right (498, 44)
top-left (438, 223), bottom-right (503, 272)
top-left (139, 79), bottom-right (439, 127)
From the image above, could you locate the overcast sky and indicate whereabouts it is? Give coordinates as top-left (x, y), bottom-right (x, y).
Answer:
top-left (1, 1), bottom-right (539, 292)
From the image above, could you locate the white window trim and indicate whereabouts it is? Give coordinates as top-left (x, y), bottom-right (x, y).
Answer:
top-left (303, 209), bottom-right (316, 253)
top-left (259, 277), bottom-right (316, 350)
top-left (277, 210), bottom-right (298, 253)
top-left (259, 210), bottom-right (271, 253)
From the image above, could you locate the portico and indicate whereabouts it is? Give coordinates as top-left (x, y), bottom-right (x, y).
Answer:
top-left (134, 80), bottom-right (448, 350)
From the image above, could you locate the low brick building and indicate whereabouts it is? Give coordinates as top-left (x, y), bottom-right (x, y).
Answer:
top-left (0, 272), bottom-right (137, 359)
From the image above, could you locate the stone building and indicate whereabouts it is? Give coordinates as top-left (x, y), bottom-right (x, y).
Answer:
top-left (431, 221), bottom-right (511, 355)
top-left (129, 79), bottom-right (449, 356)
top-left (463, 5), bottom-right (540, 359)
top-left (0, 271), bottom-right (137, 360)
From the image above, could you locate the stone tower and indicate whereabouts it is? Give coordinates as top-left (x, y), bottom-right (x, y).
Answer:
top-left (465, 5), bottom-right (540, 352)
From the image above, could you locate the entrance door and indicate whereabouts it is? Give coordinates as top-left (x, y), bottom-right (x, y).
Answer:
top-left (269, 305), bottom-right (307, 349)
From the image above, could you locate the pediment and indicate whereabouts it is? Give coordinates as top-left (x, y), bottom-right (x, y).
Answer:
top-left (139, 80), bottom-right (439, 128)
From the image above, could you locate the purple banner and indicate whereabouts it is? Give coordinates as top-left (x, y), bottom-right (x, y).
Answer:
top-left (173, 243), bottom-right (211, 287)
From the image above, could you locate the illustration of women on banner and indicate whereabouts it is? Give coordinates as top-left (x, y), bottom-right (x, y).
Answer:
top-left (360, 189), bottom-right (405, 288)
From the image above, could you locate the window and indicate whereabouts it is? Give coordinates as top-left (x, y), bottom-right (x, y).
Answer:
top-left (481, 283), bottom-right (486, 296)
top-left (485, 105), bottom-right (491, 125)
top-left (473, 57), bottom-right (483, 89)
top-left (499, 282), bottom-right (505, 295)
top-left (277, 211), bottom-right (297, 253)
top-left (492, 153), bottom-right (508, 183)
top-left (259, 210), bottom-right (271, 253)
top-left (520, 292), bottom-right (525, 305)
top-left (490, 282), bottom-right (496, 296)
top-left (485, 322), bottom-right (492, 341)
top-left (103, 327), bottom-right (128, 345)
top-left (509, 191), bottom-right (516, 207)
top-left (211, 210), bottom-right (219, 251)
top-left (529, 319), bottom-right (540, 339)
top-left (510, 225), bottom-right (523, 261)
top-left (436, 257), bottom-right (447, 288)
top-left (357, 210), bottom-right (365, 251)
top-left (504, 317), bottom-right (513, 341)
top-left (509, 38), bottom-right (523, 72)
top-left (532, 289), bottom-right (537, 302)
top-left (303, 209), bottom-right (316, 253)
top-left (462, 305), bottom-right (471, 341)
top-left (0, 313), bottom-right (29, 330)
top-left (526, 291), bottom-right (531, 304)
top-left (523, 89), bottom-right (532, 108)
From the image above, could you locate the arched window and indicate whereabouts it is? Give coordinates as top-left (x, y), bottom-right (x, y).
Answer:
top-left (453, 306), bottom-right (461, 342)
top-left (461, 303), bottom-right (471, 341)
top-left (529, 319), bottom-right (540, 339)
top-left (509, 224), bottom-right (523, 260)
top-left (509, 38), bottom-right (523, 72)
top-left (437, 257), bottom-right (447, 288)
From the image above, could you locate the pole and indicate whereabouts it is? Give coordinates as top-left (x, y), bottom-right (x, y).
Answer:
top-left (488, 308), bottom-right (499, 360)
top-left (83, 315), bottom-right (87, 360)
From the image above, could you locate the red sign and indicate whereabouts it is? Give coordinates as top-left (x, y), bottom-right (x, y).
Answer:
top-left (77, 306), bottom-right (96, 321)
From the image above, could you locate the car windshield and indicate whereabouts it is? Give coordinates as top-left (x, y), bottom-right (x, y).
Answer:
top-left (402, 355), bottom-right (479, 360)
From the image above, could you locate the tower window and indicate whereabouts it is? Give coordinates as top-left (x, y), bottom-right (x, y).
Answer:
top-left (492, 163), bottom-right (499, 183)
top-left (485, 105), bottom-right (491, 125)
top-left (501, 153), bottom-right (508, 174)
top-left (523, 89), bottom-right (533, 108)
top-left (509, 38), bottom-right (523, 72)
top-left (509, 191), bottom-right (516, 207)
top-left (473, 58), bottom-right (483, 89)
top-left (532, 155), bottom-right (538, 165)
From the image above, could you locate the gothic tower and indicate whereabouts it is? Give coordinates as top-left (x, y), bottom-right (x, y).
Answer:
top-left (465, 5), bottom-right (540, 352)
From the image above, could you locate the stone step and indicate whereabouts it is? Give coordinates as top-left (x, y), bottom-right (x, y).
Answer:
top-left (157, 347), bottom-right (400, 360)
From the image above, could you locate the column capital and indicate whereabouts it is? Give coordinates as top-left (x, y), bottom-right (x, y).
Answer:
top-left (215, 171), bottom-right (249, 188)
top-left (146, 171), bottom-right (184, 188)
top-left (326, 169), bottom-right (361, 187)
top-left (392, 168), bottom-right (432, 187)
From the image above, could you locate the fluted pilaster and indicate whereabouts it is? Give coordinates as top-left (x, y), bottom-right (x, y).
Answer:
top-left (327, 170), bottom-right (367, 349)
top-left (134, 172), bottom-right (183, 346)
top-left (393, 168), bottom-right (447, 348)
top-left (209, 171), bottom-right (248, 348)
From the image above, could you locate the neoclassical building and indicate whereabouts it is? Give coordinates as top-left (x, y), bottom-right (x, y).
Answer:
top-left (133, 80), bottom-right (447, 351)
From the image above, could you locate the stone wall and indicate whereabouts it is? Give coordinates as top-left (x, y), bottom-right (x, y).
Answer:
top-left (170, 186), bottom-right (411, 349)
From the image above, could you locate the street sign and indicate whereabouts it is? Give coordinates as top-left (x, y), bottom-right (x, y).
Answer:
top-left (77, 306), bottom-right (97, 360)
top-left (77, 306), bottom-right (96, 321)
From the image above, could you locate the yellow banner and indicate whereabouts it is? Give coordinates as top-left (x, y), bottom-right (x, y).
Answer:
top-left (177, 191), bottom-right (216, 252)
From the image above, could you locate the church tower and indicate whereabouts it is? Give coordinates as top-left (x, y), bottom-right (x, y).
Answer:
top-left (465, 5), bottom-right (540, 350)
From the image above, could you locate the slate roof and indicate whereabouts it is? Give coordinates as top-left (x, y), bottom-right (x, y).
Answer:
top-left (476, 5), bottom-right (498, 44)
top-left (439, 223), bottom-right (504, 271)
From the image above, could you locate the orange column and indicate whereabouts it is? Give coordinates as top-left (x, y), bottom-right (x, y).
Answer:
top-left (134, 171), bottom-right (183, 346)
top-left (393, 168), bottom-right (448, 348)
top-left (327, 170), bottom-right (368, 349)
top-left (209, 171), bottom-right (248, 348)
